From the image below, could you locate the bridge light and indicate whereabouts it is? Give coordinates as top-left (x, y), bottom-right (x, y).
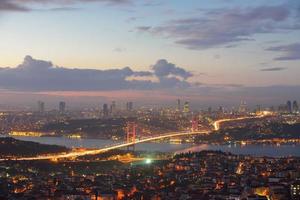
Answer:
top-left (145, 158), bottom-right (152, 164)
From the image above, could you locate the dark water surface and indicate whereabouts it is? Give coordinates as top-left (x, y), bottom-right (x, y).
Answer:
top-left (11, 136), bottom-right (300, 157)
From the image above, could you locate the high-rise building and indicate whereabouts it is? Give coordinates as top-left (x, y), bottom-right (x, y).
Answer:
top-left (59, 101), bottom-right (66, 113)
top-left (37, 101), bottom-right (45, 113)
top-left (208, 107), bottom-right (212, 115)
top-left (103, 104), bottom-right (109, 117)
top-left (183, 101), bottom-right (190, 113)
top-left (238, 101), bottom-right (247, 113)
top-left (293, 100), bottom-right (299, 113)
top-left (218, 106), bottom-right (224, 114)
top-left (110, 101), bottom-right (116, 114)
top-left (287, 100), bottom-right (292, 113)
top-left (290, 180), bottom-right (300, 200)
top-left (256, 105), bottom-right (262, 113)
top-left (126, 102), bottom-right (133, 111)
top-left (177, 99), bottom-right (181, 111)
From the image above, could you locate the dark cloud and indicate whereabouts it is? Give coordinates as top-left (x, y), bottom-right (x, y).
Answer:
top-left (266, 43), bottom-right (300, 61)
top-left (136, 26), bottom-right (152, 31)
top-left (32, 0), bottom-right (132, 6)
top-left (0, 56), bottom-right (299, 105)
top-left (209, 83), bottom-right (245, 88)
top-left (137, 5), bottom-right (299, 49)
top-left (152, 59), bottom-right (192, 80)
top-left (0, 0), bottom-right (29, 12)
top-left (260, 67), bottom-right (286, 72)
top-left (46, 7), bottom-right (80, 12)
top-left (0, 56), bottom-right (191, 91)
top-left (132, 70), bottom-right (152, 77)
top-left (0, 0), bottom-right (132, 12)
top-left (142, 1), bottom-right (163, 7)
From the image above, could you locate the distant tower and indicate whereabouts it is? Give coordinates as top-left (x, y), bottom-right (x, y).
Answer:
top-left (256, 105), bottom-right (262, 114)
top-left (38, 101), bottom-right (45, 113)
top-left (126, 102), bottom-right (133, 111)
top-left (238, 101), bottom-right (247, 113)
top-left (287, 100), bottom-right (292, 113)
top-left (177, 99), bottom-right (181, 111)
top-left (218, 106), bottom-right (224, 114)
top-left (183, 101), bottom-right (190, 113)
top-left (208, 107), bottom-right (212, 115)
top-left (103, 104), bottom-right (109, 117)
top-left (59, 101), bottom-right (66, 113)
top-left (293, 101), bottom-right (299, 113)
top-left (110, 101), bottom-right (116, 115)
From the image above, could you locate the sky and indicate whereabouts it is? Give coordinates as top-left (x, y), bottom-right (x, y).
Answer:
top-left (0, 0), bottom-right (300, 109)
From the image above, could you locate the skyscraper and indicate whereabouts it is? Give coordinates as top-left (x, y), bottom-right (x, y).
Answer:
top-left (183, 101), bottom-right (190, 113)
top-left (59, 101), bottom-right (66, 113)
top-left (208, 107), bottom-right (212, 115)
top-left (177, 99), bottom-right (181, 111)
top-left (238, 101), bottom-right (247, 113)
top-left (293, 100), bottom-right (299, 113)
top-left (287, 100), bottom-right (292, 113)
top-left (103, 104), bottom-right (109, 117)
top-left (256, 105), bottom-right (262, 113)
top-left (126, 102), bottom-right (133, 111)
top-left (218, 106), bottom-right (224, 114)
top-left (110, 101), bottom-right (116, 115)
top-left (38, 101), bottom-right (45, 113)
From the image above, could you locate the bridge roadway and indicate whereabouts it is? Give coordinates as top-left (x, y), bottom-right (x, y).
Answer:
top-left (0, 115), bottom-right (265, 161)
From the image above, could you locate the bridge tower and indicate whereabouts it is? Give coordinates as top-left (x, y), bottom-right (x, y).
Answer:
top-left (126, 122), bottom-right (137, 151)
top-left (191, 117), bottom-right (199, 132)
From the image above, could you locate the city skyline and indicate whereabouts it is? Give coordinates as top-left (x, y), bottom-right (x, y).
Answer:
top-left (1, 1), bottom-right (300, 199)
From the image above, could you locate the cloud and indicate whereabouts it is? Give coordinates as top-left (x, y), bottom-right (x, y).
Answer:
top-left (152, 59), bottom-right (192, 80)
top-left (132, 71), bottom-right (152, 77)
top-left (46, 7), bottom-right (81, 12)
top-left (0, 56), bottom-right (192, 91)
top-left (266, 43), bottom-right (300, 61)
top-left (30, 0), bottom-right (132, 6)
top-left (136, 26), bottom-right (152, 31)
top-left (137, 5), bottom-right (299, 49)
top-left (113, 47), bottom-right (127, 53)
top-left (0, 57), bottom-right (299, 105)
top-left (0, 0), bottom-right (132, 12)
top-left (260, 67), bottom-right (286, 72)
top-left (0, 0), bottom-right (29, 12)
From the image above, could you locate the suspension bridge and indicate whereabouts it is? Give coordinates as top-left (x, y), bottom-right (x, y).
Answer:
top-left (0, 115), bottom-right (265, 161)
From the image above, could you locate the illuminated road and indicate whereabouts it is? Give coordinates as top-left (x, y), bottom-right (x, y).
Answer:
top-left (0, 115), bottom-right (266, 161)
top-left (213, 115), bottom-right (265, 131)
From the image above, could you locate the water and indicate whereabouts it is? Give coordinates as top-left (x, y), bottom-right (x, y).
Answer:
top-left (175, 143), bottom-right (300, 157)
top-left (10, 136), bottom-right (193, 152)
top-left (10, 136), bottom-right (300, 157)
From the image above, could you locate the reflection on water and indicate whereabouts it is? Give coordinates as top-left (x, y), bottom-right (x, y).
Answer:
top-left (10, 136), bottom-right (300, 157)
top-left (11, 136), bottom-right (114, 149)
